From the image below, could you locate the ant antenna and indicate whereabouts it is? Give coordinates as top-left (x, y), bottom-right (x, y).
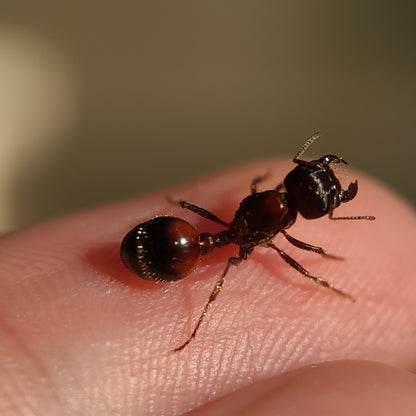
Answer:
top-left (294, 132), bottom-right (320, 161)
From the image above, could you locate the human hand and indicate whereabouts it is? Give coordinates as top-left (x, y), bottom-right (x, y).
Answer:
top-left (1, 160), bottom-right (415, 415)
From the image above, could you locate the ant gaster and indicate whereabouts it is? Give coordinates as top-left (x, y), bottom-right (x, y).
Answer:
top-left (120, 133), bottom-right (375, 351)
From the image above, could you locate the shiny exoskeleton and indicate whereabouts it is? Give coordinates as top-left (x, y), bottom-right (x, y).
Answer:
top-left (120, 133), bottom-right (375, 351)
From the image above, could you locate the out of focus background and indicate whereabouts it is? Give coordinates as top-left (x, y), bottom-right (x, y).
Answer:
top-left (0, 1), bottom-right (415, 231)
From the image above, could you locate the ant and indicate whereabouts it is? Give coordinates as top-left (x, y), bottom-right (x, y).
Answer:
top-left (120, 133), bottom-right (375, 351)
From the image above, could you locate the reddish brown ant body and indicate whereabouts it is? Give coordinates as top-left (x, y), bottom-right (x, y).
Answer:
top-left (120, 133), bottom-right (375, 351)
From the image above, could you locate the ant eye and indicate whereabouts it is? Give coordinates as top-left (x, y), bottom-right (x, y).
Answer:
top-left (120, 216), bottom-right (201, 282)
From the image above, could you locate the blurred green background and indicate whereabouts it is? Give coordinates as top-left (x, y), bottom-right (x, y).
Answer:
top-left (0, 1), bottom-right (415, 231)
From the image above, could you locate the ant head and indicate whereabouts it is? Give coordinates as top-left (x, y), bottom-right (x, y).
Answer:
top-left (283, 156), bottom-right (349, 220)
top-left (318, 154), bottom-right (348, 165)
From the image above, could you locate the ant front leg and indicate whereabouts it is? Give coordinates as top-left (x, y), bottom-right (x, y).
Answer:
top-left (282, 230), bottom-right (343, 260)
top-left (267, 243), bottom-right (356, 301)
top-left (174, 255), bottom-right (244, 352)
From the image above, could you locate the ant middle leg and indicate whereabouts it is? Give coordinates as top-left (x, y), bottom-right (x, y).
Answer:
top-left (282, 230), bottom-right (343, 260)
top-left (173, 255), bottom-right (243, 351)
top-left (267, 243), bottom-right (355, 301)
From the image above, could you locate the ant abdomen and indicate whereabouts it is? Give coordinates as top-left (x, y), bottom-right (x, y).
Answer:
top-left (120, 216), bottom-right (201, 282)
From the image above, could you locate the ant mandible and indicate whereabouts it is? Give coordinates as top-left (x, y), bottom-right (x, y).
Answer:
top-left (120, 133), bottom-right (375, 351)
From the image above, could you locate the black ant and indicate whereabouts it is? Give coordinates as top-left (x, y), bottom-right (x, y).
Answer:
top-left (120, 133), bottom-right (375, 351)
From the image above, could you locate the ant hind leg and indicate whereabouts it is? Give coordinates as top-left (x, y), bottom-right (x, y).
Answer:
top-left (173, 255), bottom-right (243, 351)
top-left (167, 196), bottom-right (229, 227)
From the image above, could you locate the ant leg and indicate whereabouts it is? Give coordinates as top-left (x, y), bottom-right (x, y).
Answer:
top-left (167, 196), bottom-right (229, 227)
top-left (293, 132), bottom-right (321, 164)
top-left (275, 182), bottom-right (284, 192)
top-left (282, 230), bottom-right (343, 260)
top-left (267, 243), bottom-right (356, 301)
top-left (329, 210), bottom-right (375, 221)
top-left (173, 256), bottom-right (243, 352)
top-left (251, 172), bottom-right (270, 194)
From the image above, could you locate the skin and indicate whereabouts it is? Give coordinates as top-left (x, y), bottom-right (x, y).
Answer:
top-left (0, 159), bottom-right (415, 415)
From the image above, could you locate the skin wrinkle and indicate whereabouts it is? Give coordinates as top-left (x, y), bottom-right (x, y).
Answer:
top-left (258, 327), bottom-right (284, 372)
top-left (279, 320), bottom-right (314, 371)
top-left (0, 313), bottom-right (61, 407)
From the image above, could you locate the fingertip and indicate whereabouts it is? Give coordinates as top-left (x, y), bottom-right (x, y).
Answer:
top-left (188, 361), bottom-right (416, 416)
